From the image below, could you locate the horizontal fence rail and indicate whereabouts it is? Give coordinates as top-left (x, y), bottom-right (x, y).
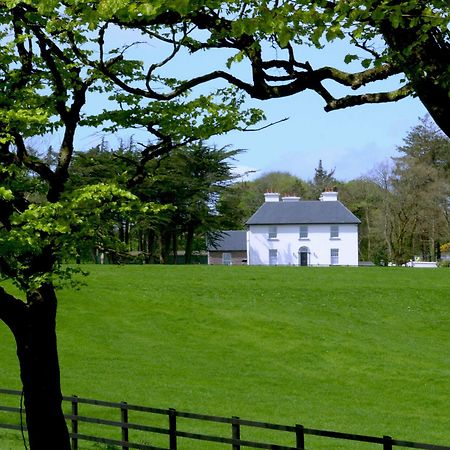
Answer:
top-left (1, 388), bottom-right (449, 450)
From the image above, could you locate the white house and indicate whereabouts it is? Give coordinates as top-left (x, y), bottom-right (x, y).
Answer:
top-left (246, 191), bottom-right (360, 266)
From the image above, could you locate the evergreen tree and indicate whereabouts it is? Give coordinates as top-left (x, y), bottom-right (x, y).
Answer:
top-left (306, 160), bottom-right (337, 199)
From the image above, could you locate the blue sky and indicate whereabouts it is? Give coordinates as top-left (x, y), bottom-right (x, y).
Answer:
top-left (75, 87), bottom-right (427, 182)
top-left (209, 90), bottom-right (427, 181)
top-left (72, 29), bottom-right (429, 182)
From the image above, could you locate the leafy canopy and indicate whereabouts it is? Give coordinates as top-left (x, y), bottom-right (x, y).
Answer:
top-left (0, 176), bottom-right (168, 291)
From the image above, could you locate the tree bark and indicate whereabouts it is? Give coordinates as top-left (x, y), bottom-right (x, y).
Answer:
top-left (160, 230), bottom-right (171, 264)
top-left (147, 229), bottom-right (156, 263)
top-left (184, 223), bottom-right (196, 265)
top-left (0, 285), bottom-right (70, 449)
top-left (172, 231), bottom-right (178, 264)
top-left (365, 206), bottom-right (372, 261)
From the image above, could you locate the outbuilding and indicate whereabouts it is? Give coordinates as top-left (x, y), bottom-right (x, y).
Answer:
top-left (207, 230), bottom-right (247, 265)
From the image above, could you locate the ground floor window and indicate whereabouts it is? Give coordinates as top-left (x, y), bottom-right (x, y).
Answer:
top-left (330, 248), bottom-right (339, 265)
top-left (222, 252), bottom-right (232, 265)
top-left (269, 249), bottom-right (278, 265)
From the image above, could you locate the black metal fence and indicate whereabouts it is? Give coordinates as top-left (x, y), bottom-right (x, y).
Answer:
top-left (0, 388), bottom-right (448, 450)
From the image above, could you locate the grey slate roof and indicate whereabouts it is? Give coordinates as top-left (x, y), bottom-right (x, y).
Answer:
top-left (246, 201), bottom-right (361, 225)
top-left (207, 230), bottom-right (247, 251)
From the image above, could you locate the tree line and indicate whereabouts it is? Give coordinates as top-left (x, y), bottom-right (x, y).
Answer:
top-left (62, 116), bottom-right (450, 267)
top-left (219, 117), bottom-right (450, 266)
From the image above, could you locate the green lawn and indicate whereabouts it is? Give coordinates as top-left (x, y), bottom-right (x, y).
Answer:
top-left (0, 265), bottom-right (449, 449)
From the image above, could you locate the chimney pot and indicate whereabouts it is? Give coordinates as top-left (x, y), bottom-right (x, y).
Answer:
top-left (282, 196), bottom-right (301, 202)
top-left (264, 192), bottom-right (280, 202)
top-left (320, 191), bottom-right (338, 201)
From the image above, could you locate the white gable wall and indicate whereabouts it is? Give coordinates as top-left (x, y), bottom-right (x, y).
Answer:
top-left (247, 223), bottom-right (359, 266)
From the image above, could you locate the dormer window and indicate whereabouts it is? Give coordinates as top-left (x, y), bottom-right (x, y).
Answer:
top-left (268, 226), bottom-right (277, 239)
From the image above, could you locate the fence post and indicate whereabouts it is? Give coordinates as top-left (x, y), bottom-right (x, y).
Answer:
top-left (232, 416), bottom-right (240, 450)
top-left (121, 402), bottom-right (129, 450)
top-left (169, 408), bottom-right (177, 450)
top-left (295, 424), bottom-right (305, 449)
top-left (383, 435), bottom-right (393, 450)
top-left (71, 396), bottom-right (78, 450)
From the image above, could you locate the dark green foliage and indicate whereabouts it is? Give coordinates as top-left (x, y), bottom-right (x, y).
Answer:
top-left (307, 160), bottom-right (337, 199)
top-left (68, 141), bottom-right (243, 263)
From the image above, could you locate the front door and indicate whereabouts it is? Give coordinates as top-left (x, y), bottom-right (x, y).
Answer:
top-left (299, 251), bottom-right (308, 266)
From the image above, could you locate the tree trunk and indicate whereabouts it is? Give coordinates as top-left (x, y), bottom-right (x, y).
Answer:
top-left (124, 220), bottom-right (130, 249)
top-left (184, 223), bottom-right (195, 265)
top-left (365, 207), bottom-right (372, 261)
top-left (138, 230), bottom-right (143, 252)
top-left (0, 285), bottom-right (71, 449)
top-left (160, 230), bottom-right (171, 264)
top-left (172, 231), bottom-right (178, 264)
top-left (147, 229), bottom-right (156, 263)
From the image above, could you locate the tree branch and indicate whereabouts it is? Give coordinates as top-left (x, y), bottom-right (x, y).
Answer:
top-left (243, 117), bottom-right (289, 132)
top-left (324, 84), bottom-right (413, 112)
top-left (145, 26), bottom-right (185, 92)
top-left (13, 132), bottom-right (56, 183)
top-left (13, 10), bottom-right (96, 201)
top-left (12, 18), bottom-right (33, 91)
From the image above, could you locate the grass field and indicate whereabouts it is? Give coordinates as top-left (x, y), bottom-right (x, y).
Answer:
top-left (0, 265), bottom-right (449, 449)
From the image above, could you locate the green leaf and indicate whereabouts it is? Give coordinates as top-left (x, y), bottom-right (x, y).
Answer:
top-left (277, 26), bottom-right (293, 48)
top-left (344, 54), bottom-right (359, 64)
top-left (0, 187), bottom-right (14, 201)
top-left (361, 58), bottom-right (372, 69)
